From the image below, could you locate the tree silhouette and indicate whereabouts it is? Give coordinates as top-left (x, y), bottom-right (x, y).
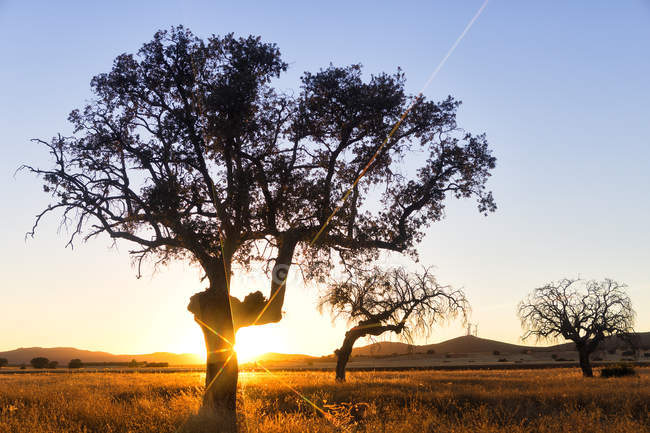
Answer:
top-left (518, 278), bottom-right (635, 377)
top-left (320, 266), bottom-right (468, 381)
top-left (30, 357), bottom-right (49, 369)
top-left (68, 359), bottom-right (83, 369)
top-left (24, 26), bottom-right (496, 427)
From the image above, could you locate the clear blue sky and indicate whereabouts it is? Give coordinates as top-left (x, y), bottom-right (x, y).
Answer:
top-left (1, 1), bottom-right (649, 356)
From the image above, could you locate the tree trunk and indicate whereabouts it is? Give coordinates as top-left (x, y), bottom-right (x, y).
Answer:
top-left (188, 282), bottom-right (238, 432)
top-left (577, 346), bottom-right (593, 378)
top-left (335, 331), bottom-right (360, 382)
top-left (185, 238), bottom-right (297, 431)
top-left (334, 321), bottom-right (403, 382)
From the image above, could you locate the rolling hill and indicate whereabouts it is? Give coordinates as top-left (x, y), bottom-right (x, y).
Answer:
top-left (2, 332), bottom-right (646, 365)
top-left (549, 332), bottom-right (650, 352)
top-left (350, 335), bottom-right (539, 356)
top-left (349, 332), bottom-right (650, 357)
top-left (0, 347), bottom-right (202, 365)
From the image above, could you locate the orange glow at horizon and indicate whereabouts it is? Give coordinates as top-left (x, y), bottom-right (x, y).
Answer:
top-left (234, 324), bottom-right (290, 363)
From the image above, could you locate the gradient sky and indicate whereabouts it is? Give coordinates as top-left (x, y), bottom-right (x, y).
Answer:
top-left (1, 1), bottom-right (649, 357)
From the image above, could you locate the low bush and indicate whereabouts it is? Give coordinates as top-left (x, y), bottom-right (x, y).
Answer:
top-left (144, 362), bottom-right (169, 368)
top-left (600, 364), bottom-right (636, 378)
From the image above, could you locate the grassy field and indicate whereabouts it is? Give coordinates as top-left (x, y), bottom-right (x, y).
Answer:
top-left (0, 367), bottom-right (648, 432)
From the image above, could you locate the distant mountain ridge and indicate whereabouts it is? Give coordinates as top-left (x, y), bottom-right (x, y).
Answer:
top-left (349, 332), bottom-right (650, 357)
top-left (2, 332), bottom-right (647, 365)
top-left (0, 347), bottom-right (202, 365)
top-left (350, 335), bottom-right (538, 357)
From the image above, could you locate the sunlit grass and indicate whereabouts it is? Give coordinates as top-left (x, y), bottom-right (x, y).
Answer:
top-left (0, 368), bottom-right (648, 432)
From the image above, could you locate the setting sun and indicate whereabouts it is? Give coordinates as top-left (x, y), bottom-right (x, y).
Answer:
top-left (234, 324), bottom-right (290, 363)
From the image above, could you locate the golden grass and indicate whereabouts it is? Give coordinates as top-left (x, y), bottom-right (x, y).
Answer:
top-left (0, 367), bottom-right (648, 432)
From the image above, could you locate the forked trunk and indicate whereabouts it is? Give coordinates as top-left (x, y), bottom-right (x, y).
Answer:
top-left (188, 283), bottom-right (238, 432)
top-left (185, 239), bottom-right (296, 431)
top-left (577, 346), bottom-right (593, 378)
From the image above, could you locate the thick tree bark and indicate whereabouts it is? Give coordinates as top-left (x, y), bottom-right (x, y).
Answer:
top-left (577, 345), bottom-right (593, 377)
top-left (188, 275), bottom-right (238, 432)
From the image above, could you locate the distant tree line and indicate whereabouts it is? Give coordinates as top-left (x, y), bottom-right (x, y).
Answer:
top-left (30, 357), bottom-right (57, 369)
top-left (18, 358), bottom-right (170, 369)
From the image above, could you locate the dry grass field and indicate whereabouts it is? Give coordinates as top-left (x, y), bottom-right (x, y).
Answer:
top-left (0, 367), bottom-right (648, 433)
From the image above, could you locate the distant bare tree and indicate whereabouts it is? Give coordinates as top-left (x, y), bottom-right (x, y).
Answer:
top-left (320, 266), bottom-right (468, 381)
top-left (518, 278), bottom-right (635, 377)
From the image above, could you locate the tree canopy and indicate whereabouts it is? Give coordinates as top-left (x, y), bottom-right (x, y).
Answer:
top-left (25, 26), bottom-right (496, 325)
top-left (322, 266), bottom-right (469, 340)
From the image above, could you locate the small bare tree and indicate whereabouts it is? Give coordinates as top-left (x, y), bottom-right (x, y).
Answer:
top-left (518, 278), bottom-right (635, 377)
top-left (321, 266), bottom-right (468, 381)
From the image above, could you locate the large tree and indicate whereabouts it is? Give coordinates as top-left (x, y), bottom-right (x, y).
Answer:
top-left (24, 26), bottom-right (496, 429)
top-left (518, 278), bottom-right (635, 377)
top-left (321, 266), bottom-right (468, 381)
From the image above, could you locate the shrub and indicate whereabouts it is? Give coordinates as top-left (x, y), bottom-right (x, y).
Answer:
top-left (19, 363), bottom-right (26, 369)
top-left (30, 357), bottom-right (49, 369)
top-left (600, 364), bottom-right (636, 378)
top-left (68, 359), bottom-right (83, 369)
top-left (493, 350), bottom-right (500, 356)
top-left (144, 362), bottom-right (168, 368)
